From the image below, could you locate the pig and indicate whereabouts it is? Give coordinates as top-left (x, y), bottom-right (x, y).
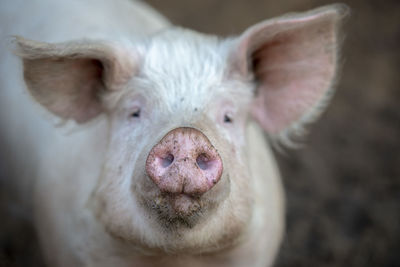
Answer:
top-left (0, 0), bottom-right (348, 266)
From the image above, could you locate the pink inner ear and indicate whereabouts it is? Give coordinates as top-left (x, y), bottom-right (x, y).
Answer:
top-left (236, 9), bottom-right (341, 134)
top-left (17, 37), bottom-right (138, 124)
top-left (24, 57), bottom-right (105, 123)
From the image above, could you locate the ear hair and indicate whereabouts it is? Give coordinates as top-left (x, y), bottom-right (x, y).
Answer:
top-left (13, 37), bottom-right (138, 123)
top-left (229, 4), bottom-right (349, 147)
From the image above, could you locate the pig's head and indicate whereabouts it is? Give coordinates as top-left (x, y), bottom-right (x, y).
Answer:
top-left (15, 5), bottom-right (347, 254)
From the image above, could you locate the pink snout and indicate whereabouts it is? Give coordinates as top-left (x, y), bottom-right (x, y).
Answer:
top-left (146, 127), bottom-right (223, 196)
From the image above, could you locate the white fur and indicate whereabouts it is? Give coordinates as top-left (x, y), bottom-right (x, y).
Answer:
top-left (0, 0), bottom-right (289, 266)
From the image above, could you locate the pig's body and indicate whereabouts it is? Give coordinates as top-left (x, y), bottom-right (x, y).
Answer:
top-left (0, 0), bottom-right (346, 266)
top-left (0, 0), bottom-right (284, 266)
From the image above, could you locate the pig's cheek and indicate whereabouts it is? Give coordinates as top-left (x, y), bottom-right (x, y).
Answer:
top-left (231, 121), bottom-right (247, 146)
top-left (96, 127), bottom-right (147, 199)
top-left (130, 144), bottom-right (160, 196)
top-left (215, 121), bottom-right (247, 150)
top-left (90, 150), bottom-right (149, 241)
top-left (206, 171), bottom-right (231, 203)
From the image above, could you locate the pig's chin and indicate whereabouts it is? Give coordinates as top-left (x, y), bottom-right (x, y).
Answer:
top-left (95, 169), bottom-right (247, 254)
top-left (136, 171), bottom-right (229, 230)
top-left (146, 193), bottom-right (212, 228)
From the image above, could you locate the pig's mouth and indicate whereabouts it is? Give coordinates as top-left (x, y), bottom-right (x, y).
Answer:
top-left (147, 193), bottom-right (212, 228)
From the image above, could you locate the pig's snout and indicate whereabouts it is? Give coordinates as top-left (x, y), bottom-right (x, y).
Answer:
top-left (146, 127), bottom-right (223, 196)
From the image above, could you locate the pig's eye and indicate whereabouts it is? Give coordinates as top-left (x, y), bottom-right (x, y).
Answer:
top-left (223, 114), bottom-right (233, 123)
top-left (130, 107), bottom-right (141, 118)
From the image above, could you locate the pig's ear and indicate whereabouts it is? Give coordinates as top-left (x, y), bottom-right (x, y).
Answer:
top-left (14, 37), bottom-right (137, 123)
top-left (230, 5), bottom-right (348, 138)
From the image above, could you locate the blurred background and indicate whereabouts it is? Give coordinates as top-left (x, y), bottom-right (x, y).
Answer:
top-left (1, 0), bottom-right (399, 266)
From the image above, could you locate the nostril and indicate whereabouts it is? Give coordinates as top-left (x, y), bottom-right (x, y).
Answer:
top-left (160, 153), bottom-right (174, 168)
top-left (196, 153), bottom-right (210, 170)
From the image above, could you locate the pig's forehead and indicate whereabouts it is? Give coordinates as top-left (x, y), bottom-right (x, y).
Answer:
top-left (134, 29), bottom-right (252, 112)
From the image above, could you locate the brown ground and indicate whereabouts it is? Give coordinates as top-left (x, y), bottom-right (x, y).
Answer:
top-left (1, 0), bottom-right (399, 266)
